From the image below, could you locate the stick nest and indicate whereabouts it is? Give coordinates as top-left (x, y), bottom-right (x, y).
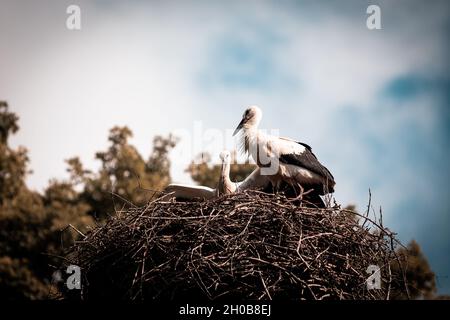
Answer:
top-left (65, 191), bottom-right (406, 300)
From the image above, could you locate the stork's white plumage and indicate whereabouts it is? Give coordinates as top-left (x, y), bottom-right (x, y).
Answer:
top-left (161, 183), bottom-right (215, 201)
top-left (217, 150), bottom-right (237, 196)
top-left (233, 106), bottom-right (335, 196)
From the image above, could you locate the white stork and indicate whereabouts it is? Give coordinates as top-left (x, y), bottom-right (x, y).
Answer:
top-left (216, 150), bottom-right (237, 196)
top-left (232, 106), bottom-right (335, 200)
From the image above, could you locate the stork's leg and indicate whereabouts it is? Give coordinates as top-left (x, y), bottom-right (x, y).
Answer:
top-left (268, 178), bottom-right (280, 194)
top-left (297, 183), bottom-right (304, 201)
top-left (286, 183), bottom-right (304, 202)
top-left (271, 181), bottom-right (279, 194)
top-left (286, 180), bottom-right (298, 198)
top-left (290, 181), bottom-right (299, 198)
top-left (289, 183), bottom-right (314, 202)
top-left (275, 180), bottom-right (283, 194)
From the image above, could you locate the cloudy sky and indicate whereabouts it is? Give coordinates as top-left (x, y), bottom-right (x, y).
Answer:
top-left (1, 0), bottom-right (449, 294)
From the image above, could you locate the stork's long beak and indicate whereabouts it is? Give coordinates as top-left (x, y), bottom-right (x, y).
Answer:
top-left (233, 118), bottom-right (245, 136)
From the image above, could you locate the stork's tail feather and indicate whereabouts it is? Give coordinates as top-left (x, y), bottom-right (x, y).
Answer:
top-left (303, 192), bottom-right (326, 208)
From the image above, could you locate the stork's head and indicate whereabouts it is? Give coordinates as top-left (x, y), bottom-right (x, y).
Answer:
top-left (219, 150), bottom-right (231, 164)
top-left (233, 105), bottom-right (262, 136)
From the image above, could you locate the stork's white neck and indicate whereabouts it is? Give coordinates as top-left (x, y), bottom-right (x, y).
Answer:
top-left (241, 126), bottom-right (274, 167)
top-left (218, 159), bottom-right (235, 194)
top-left (221, 159), bottom-right (231, 178)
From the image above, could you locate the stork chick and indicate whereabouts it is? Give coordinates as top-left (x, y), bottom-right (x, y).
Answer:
top-left (217, 150), bottom-right (237, 196)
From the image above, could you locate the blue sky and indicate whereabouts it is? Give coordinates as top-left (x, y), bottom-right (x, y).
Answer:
top-left (1, 0), bottom-right (449, 294)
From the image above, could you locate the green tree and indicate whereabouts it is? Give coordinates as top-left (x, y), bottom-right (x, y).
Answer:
top-left (0, 102), bottom-right (28, 204)
top-left (0, 101), bottom-right (51, 299)
top-left (391, 240), bottom-right (436, 299)
top-left (43, 180), bottom-right (94, 252)
top-left (68, 126), bottom-right (177, 219)
top-left (186, 151), bottom-right (255, 188)
top-left (0, 101), bottom-right (95, 299)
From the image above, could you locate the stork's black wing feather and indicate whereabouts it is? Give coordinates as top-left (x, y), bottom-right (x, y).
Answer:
top-left (297, 142), bottom-right (313, 153)
top-left (279, 142), bottom-right (335, 191)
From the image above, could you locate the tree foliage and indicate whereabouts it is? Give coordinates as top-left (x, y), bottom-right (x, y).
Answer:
top-left (67, 126), bottom-right (177, 219)
top-left (0, 101), bottom-right (53, 299)
top-left (391, 240), bottom-right (437, 299)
